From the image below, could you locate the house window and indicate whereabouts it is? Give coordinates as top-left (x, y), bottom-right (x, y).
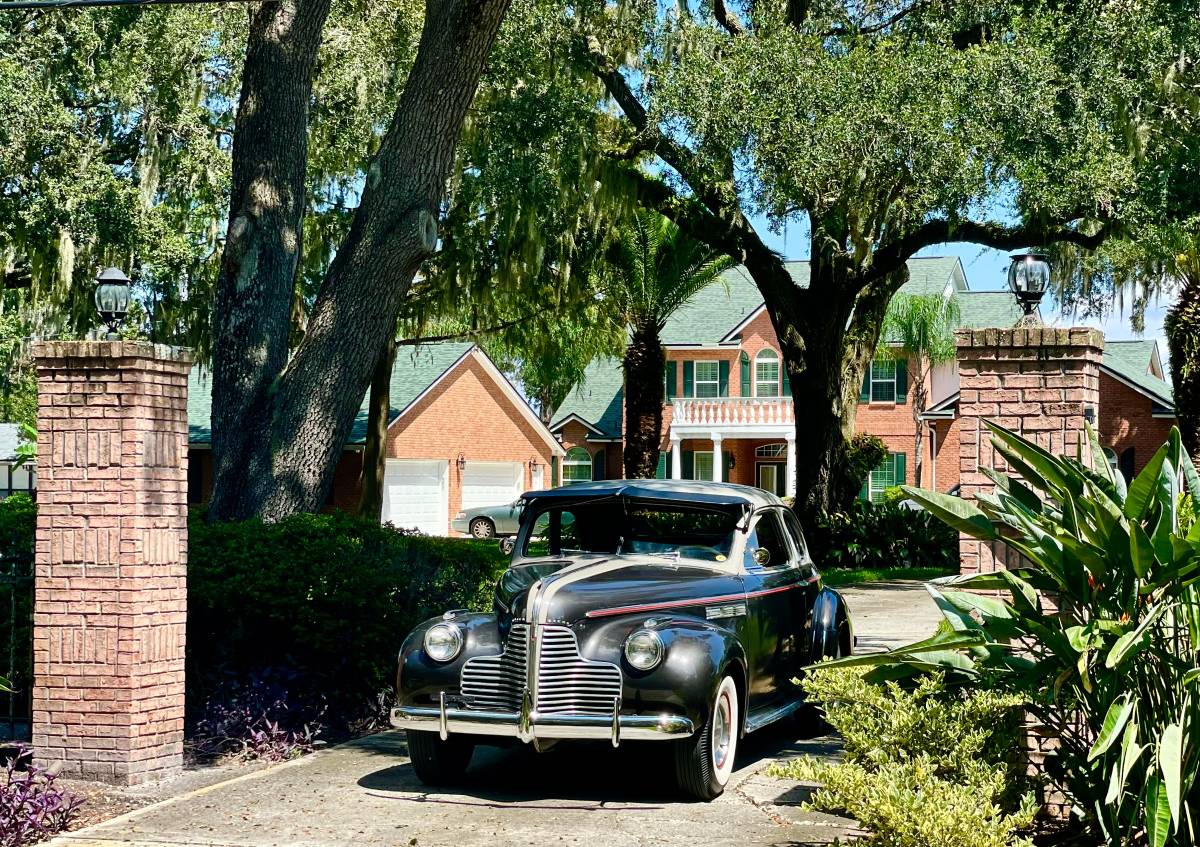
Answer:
top-left (692, 451), bottom-right (714, 481)
top-left (694, 361), bottom-right (720, 398)
top-left (563, 447), bottom-right (593, 483)
top-left (755, 349), bottom-right (780, 397)
top-left (866, 452), bottom-right (907, 503)
top-left (756, 443), bottom-right (787, 458)
top-left (869, 358), bottom-right (897, 403)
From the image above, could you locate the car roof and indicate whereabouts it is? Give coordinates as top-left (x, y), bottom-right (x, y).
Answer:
top-left (523, 479), bottom-right (784, 509)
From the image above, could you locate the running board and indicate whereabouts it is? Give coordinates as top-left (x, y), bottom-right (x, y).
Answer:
top-left (744, 698), bottom-right (806, 734)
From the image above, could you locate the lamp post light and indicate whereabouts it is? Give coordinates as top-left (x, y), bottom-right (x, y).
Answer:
top-left (94, 267), bottom-right (132, 340)
top-left (1006, 252), bottom-right (1051, 325)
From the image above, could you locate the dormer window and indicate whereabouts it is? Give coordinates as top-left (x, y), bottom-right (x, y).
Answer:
top-left (755, 349), bottom-right (780, 397)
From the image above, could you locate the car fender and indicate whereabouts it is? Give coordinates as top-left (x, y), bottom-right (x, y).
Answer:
top-left (809, 587), bottom-right (853, 663)
top-left (579, 615), bottom-right (748, 733)
top-left (397, 612), bottom-right (501, 706)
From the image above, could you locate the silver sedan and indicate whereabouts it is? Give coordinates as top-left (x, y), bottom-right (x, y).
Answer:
top-left (451, 500), bottom-right (523, 538)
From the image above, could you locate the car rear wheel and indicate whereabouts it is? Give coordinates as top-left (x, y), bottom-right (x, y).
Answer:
top-left (674, 675), bottom-right (739, 800)
top-left (406, 730), bottom-right (475, 785)
top-left (469, 518), bottom-right (495, 539)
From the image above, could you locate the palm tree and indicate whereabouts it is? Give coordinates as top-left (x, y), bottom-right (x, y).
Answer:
top-left (600, 211), bottom-right (733, 479)
top-left (881, 292), bottom-right (961, 487)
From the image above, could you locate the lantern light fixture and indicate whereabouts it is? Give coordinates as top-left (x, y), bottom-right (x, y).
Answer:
top-left (94, 267), bottom-right (132, 341)
top-left (1006, 252), bottom-right (1051, 322)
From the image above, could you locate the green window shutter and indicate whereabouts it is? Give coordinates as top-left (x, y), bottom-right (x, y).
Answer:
top-left (896, 359), bottom-right (909, 404)
top-left (859, 365), bottom-right (871, 403)
top-left (551, 455), bottom-right (559, 487)
top-left (718, 360), bottom-right (730, 397)
top-left (682, 450), bottom-right (695, 480)
top-left (782, 366), bottom-right (792, 397)
top-left (592, 448), bottom-right (606, 481)
top-left (655, 452), bottom-right (667, 479)
top-left (739, 352), bottom-right (750, 396)
top-left (860, 477), bottom-right (869, 501)
top-left (664, 361), bottom-right (677, 400)
top-left (683, 361), bottom-right (695, 398)
top-left (894, 452), bottom-right (907, 486)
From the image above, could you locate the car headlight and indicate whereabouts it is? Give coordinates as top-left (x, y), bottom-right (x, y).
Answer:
top-left (423, 623), bottom-right (464, 662)
top-left (624, 629), bottom-right (664, 671)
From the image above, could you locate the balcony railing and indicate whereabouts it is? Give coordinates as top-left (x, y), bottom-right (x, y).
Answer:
top-left (671, 397), bottom-right (794, 427)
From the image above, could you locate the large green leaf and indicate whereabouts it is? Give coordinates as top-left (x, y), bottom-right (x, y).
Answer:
top-left (1106, 718), bottom-right (1146, 805)
top-left (1160, 721), bottom-right (1184, 831)
top-left (1147, 776), bottom-right (1172, 847)
top-left (1130, 519), bottom-right (1159, 580)
top-left (987, 420), bottom-right (1082, 496)
top-left (1127, 443), bottom-right (1170, 523)
top-left (808, 629), bottom-right (989, 672)
top-left (981, 466), bottom-right (1043, 514)
top-left (899, 486), bottom-right (997, 540)
top-left (1090, 694), bottom-right (1134, 761)
top-left (1106, 602), bottom-right (1168, 669)
top-left (1176, 426), bottom-right (1200, 501)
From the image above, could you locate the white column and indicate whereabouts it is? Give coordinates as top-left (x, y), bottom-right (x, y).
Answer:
top-left (712, 433), bottom-right (724, 482)
top-left (785, 433), bottom-right (797, 497)
top-left (671, 435), bottom-right (683, 480)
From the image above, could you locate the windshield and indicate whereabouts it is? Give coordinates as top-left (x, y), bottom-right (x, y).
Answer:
top-left (522, 498), bottom-right (740, 563)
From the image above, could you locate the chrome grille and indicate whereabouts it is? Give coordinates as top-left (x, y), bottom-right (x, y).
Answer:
top-left (459, 621), bottom-right (622, 716)
top-left (460, 622), bottom-right (528, 711)
top-left (536, 626), bottom-right (622, 716)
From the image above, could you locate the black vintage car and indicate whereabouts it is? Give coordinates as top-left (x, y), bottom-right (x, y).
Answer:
top-left (391, 480), bottom-right (853, 799)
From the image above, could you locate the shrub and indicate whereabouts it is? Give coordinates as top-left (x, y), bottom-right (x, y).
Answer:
top-left (188, 510), bottom-right (509, 735)
top-left (188, 668), bottom-right (324, 762)
top-left (807, 498), bottom-right (957, 572)
top-left (0, 495), bottom-right (33, 702)
top-left (0, 751), bottom-right (83, 847)
top-left (843, 423), bottom-right (1200, 846)
top-left (771, 667), bottom-right (1034, 847)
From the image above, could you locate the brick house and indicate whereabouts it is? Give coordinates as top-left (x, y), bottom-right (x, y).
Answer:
top-left (550, 257), bottom-right (1177, 498)
top-left (186, 342), bottom-right (563, 534)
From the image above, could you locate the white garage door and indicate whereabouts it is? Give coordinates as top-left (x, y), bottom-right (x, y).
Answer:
top-left (462, 461), bottom-right (524, 512)
top-left (383, 459), bottom-right (448, 535)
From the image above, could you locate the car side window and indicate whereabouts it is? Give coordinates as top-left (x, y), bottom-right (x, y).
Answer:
top-left (743, 512), bottom-right (792, 569)
top-left (780, 509), bottom-right (812, 563)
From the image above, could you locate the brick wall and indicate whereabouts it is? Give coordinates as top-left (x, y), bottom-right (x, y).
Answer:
top-left (956, 327), bottom-right (1103, 576)
top-left (1099, 371), bottom-right (1175, 478)
top-left (32, 341), bottom-right (191, 785)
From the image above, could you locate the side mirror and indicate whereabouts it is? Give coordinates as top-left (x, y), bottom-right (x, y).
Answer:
top-left (499, 537), bottom-right (516, 556)
top-left (752, 547), bottom-right (771, 567)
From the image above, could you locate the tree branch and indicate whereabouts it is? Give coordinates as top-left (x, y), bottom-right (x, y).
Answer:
top-left (395, 304), bottom-right (556, 347)
top-left (713, 0), bottom-right (746, 36)
top-left (865, 218), bottom-right (1112, 284)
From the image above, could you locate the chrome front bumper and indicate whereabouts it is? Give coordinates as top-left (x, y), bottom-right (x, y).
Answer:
top-left (390, 692), bottom-right (694, 747)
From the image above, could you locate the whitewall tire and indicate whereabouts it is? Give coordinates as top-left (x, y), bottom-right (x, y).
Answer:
top-left (673, 674), bottom-right (740, 800)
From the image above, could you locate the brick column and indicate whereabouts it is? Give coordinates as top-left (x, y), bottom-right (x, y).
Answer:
top-left (956, 327), bottom-right (1104, 576)
top-left (32, 342), bottom-right (192, 785)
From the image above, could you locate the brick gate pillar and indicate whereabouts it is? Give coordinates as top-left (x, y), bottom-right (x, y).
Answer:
top-left (31, 342), bottom-right (192, 784)
top-left (956, 327), bottom-right (1104, 576)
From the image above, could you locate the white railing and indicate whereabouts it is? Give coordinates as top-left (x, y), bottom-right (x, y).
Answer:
top-left (671, 397), bottom-right (795, 427)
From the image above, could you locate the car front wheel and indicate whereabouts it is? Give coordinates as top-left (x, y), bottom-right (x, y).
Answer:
top-left (469, 518), bottom-right (495, 539)
top-left (406, 730), bottom-right (475, 785)
top-left (673, 675), bottom-right (739, 800)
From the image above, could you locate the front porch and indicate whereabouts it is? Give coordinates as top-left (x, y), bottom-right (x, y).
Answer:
top-left (668, 398), bottom-right (797, 496)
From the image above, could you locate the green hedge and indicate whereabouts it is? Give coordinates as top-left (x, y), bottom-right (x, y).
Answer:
top-left (0, 494), bottom-right (34, 701)
top-left (188, 510), bottom-right (509, 728)
top-left (808, 499), bottom-right (957, 572)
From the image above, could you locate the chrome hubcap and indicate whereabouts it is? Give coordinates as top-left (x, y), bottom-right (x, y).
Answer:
top-left (712, 691), bottom-right (732, 770)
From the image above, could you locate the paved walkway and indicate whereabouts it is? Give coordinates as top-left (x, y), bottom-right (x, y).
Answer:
top-left (50, 581), bottom-right (941, 847)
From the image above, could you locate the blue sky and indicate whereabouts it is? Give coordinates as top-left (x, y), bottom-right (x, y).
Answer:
top-left (755, 220), bottom-right (1177, 378)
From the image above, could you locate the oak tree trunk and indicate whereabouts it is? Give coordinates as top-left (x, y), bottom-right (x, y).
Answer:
top-left (358, 335), bottom-right (398, 522)
top-left (1166, 269), bottom-right (1200, 466)
top-left (623, 321), bottom-right (665, 479)
top-left (209, 0), bottom-right (513, 521)
top-left (208, 0), bottom-right (332, 521)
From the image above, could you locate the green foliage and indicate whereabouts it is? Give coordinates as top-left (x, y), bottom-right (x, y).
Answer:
top-left (188, 510), bottom-right (508, 729)
top-left (839, 433), bottom-right (889, 507)
top-left (771, 668), bottom-right (1033, 847)
top-left (809, 499), bottom-right (958, 572)
top-left (835, 424), bottom-right (1200, 845)
top-left (0, 494), bottom-right (34, 699)
top-left (883, 294), bottom-right (962, 367)
top-left (820, 566), bottom-right (957, 587)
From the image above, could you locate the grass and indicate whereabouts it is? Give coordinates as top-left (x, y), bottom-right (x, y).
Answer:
top-left (820, 565), bottom-right (957, 586)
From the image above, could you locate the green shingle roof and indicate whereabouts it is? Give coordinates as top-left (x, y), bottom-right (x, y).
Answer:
top-left (549, 356), bottom-right (625, 438)
top-left (954, 291), bottom-right (1026, 330)
top-left (187, 341), bottom-right (477, 446)
top-left (1103, 340), bottom-right (1173, 409)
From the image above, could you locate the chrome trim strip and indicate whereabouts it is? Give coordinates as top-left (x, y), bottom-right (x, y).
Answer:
top-left (744, 698), bottom-right (805, 734)
top-left (438, 691), bottom-right (448, 741)
top-left (391, 705), bottom-right (693, 742)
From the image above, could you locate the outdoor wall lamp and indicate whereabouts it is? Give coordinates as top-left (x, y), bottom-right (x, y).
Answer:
top-left (94, 267), bottom-right (132, 340)
top-left (528, 457), bottom-right (539, 472)
top-left (456, 453), bottom-right (466, 471)
top-left (1006, 252), bottom-right (1051, 323)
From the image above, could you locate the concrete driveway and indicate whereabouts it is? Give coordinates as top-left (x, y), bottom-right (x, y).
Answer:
top-left (50, 582), bottom-right (940, 847)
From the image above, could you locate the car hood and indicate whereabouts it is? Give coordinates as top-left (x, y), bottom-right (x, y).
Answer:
top-left (494, 556), bottom-right (744, 626)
